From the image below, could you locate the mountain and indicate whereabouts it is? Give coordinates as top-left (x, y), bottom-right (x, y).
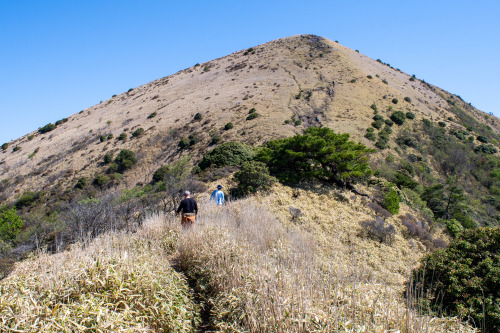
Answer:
top-left (1, 34), bottom-right (498, 205)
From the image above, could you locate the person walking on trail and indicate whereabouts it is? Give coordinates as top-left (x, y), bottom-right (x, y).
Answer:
top-left (176, 191), bottom-right (198, 228)
top-left (210, 185), bottom-right (225, 205)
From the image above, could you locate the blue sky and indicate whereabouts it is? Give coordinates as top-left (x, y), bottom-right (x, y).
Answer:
top-left (1, 0), bottom-right (499, 144)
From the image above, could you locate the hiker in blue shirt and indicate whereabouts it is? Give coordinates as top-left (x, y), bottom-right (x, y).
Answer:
top-left (210, 185), bottom-right (225, 205)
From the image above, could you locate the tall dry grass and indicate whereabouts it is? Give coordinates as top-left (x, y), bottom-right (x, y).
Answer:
top-left (176, 198), bottom-right (476, 332)
top-left (0, 216), bottom-right (199, 332)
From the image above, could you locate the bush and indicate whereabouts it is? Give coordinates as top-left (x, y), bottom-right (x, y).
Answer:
top-left (0, 208), bottom-right (24, 242)
top-left (147, 112), bottom-right (157, 119)
top-left (178, 137), bottom-right (190, 149)
top-left (350, 79), bottom-right (356, 83)
top-left (360, 217), bottom-right (395, 244)
top-left (75, 177), bottom-right (88, 189)
top-left (392, 98), bottom-right (398, 104)
top-left (1, 143), bottom-right (8, 151)
top-left (248, 108), bottom-right (256, 114)
top-left (257, 127), bottom-right (373, 187)
top-left (382, 79), bottom-right (388, 84)
top-left (372, 120), bottom-right (384, 129)
top-left (294, 120), bottom-right (302, 126)
top-left (475, 144), bottom-right (498, 154)
top-left (224, 122), bottom-right (234, 130)
top-left (107, 133), bottom-right (114, 140)
top-left (104, 153), bottom-right (113, 164)
top-left (188, 133), bottom-right (200, 146)
top-left (193, 112), bottom-right (203, 121)
top-left (370, 104), bottom-right (378, 112)
top-left (367, 75), bottom-right (373, 79)
top-left (114, 150), bottom-right (137, 173)
top-left (477, 135), bottom-right (488, 143)
top-left (55, 118), bottom-right (68, 126)
top-left (375, 138), bottom-right (389, 149)
top-left (366, 127), bottom-right (375, 133)
top-left (38, 123), bottom-right (56, 134)
top-left (404, 97), bottom-right (412, 103)
top-left (395, 134), bottom-right (418, 148)
top-left (99, 135), bottom-right (106, 142)
top-left (422, 118), bottom-right (432, 127)
top-left (411, 228), bottom-right (500, 332)
top-left (118, 133), bottom-right (127, 141)
top-left (198, 142), bottom-right (254, 170)
top-left (373, 115), bottom-right (384, 121)
top-left (381, 125), bottom-right (392, 135)
top-left (15, 191), bottom-right (39, 209)
top-left (93, 174), bottom-right (110, 187)
top-left (246, 113), bottom-right (259, 120)
top-left (382, 187), bottom-right (399, 214)
top-left (211, 135), bottom-right (222, 145)
top-left (132, 128), bottom-right (145, 137)
top-left (364, 132), bottom-right (376, 141)
top-left (234, 161), bottom-right (276, 197)
top-left (438, 121), bottom-right (446, 127)
top-left (12, 146), bottom-right (21, 152)
top-left (390, 111), bottom-right (406, 125)
top-left (384, 119), bottom-right (394, 126)
top-left (445, 218), bottom-right (464, 237)
top-left (405, 112), bottom-right (415, 120)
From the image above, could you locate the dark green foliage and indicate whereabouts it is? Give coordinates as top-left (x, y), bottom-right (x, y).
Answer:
top-left (367, 75), bottom-right (373, 79)
top-left (38, 123), bottom-right (56, 134)
top-left (294, 120), bottom-right (302, 126)
top-left (93, 174), bottom-right (110, 187)
top-left (75, 177), bottom-right (88, 189)
top-left (476, 135), bottom-right (488, 143)
top-left (422, 118), bottom-right (432, 127)
top-left (375, 137), bottom-right (389, 150)
top-left (211, 135), bottom-right (222, 145)
top-left (364, 132), bottom-right (376, 141)
top-left (1, 143), bottom-right (9, 150)
top-left (248, 108), bottom-right (256, 114)
top-left (198, 142), bottom-right (254, 170)
top-left (366, 127), bottom-right (375, 133)
top-left (370, 104), bottom-right (378, 112)
top-left (350, 79), bottom-right (356, 83)
top-left (395, 134), bottom-right (418, 148)
top-left (421, 179), bottom-right (468, 223)
top-left (382, 187), bottom-right (399, 214)
top-left (475, 144), bottom-right (498, 154)
top-left (257, 127), bottom-right (374, 187)
top-left (372, 120), bottom-right (384, 129)
top-left (12, 146), bottom-right (21, 152)
top-left (450, 105), bottom-right (499, 142)
top-left (384, 119), bottom-right (394, 126)
top-left (438, 121), bottom-right (446, 127)
top-left (132, 128), bottom-right (145, 137)
top-left (114, 149), bottom-right (137, 173)
top-left (178, 137), bottom-right (190, 149)
top-left (246, 113), bottom-right (259, 120)
top-left (0, 208), bottom-right (24, 242)
top-left (55, 118), bottom-right (68, 126)
top-left (188, 133), bottom-right (200, 146)
top-left (382, 79), bottom-right (388, 84)
top-left (234, 161), bottom-right (276, 197)
top-left (405, 112), bottom-right (415, 120)
top-left (381, 125), bottom-right (392, 135)
top-left (15, 191), bottom-right (39, 209)
top-left (107, 133), bottom-right (113, 140)
top-left (412, 228), bottom-right (500, 332)
top-left (103, 153), bottom-right (113, 164)
top-left (390, 111), bottom-right (406, 125)
top-left (394, 171), bottom-right (419, 190)
top-left (118, 132), bottom-right (127, 141)
top-left (194, 112), bottom-right (203, 121)
top-left (147, 112), bottom-right (157, 119)
top-left (99, 135), bottom-right (106, 142)
top-left (404, 97), bottom-right (412, 103)
top-left (445, 219), bottom-right (464, 238)
top-left (373, 115), bottom-right (384, 122)
top-left (392, 98), bottom-right (398, 104)
top-left (224, 122), bottom-right (234, 130)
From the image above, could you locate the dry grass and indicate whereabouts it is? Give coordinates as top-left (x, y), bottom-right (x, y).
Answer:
top-left (0, 217), bottom-right (199, 332)
top-left (176, 197), bottom-right (476, 332)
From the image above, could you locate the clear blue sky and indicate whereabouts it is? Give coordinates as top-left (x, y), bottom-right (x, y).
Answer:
top-left (1, 0), bottom-right (499, 144)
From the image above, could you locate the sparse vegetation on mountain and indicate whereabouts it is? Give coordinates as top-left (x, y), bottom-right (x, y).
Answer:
top-left (193, 112), bottom-right (203, 121)
top-left (38, 123), bottom-right (56, 134)
top-left (224, 122), bottom-right (234, 130)
top-left (132, 128), bottom-right (144, 137)
top-left (147, 112), bottom-right (157, 119)
top-left (118, 132), bottom-right (127, 140)
top-left (199, 141), bottom-right (254, 170)
top-left (0, 208), bottom-right (24, 243)
top-left (390, 111), bottom-right (406, 125)
top-left (1, 143), bottom-right (9, 150)
top-left (75, 177), bottom-right (88, 189)
top-left (114, 149), bottom-right (137, 173)
top-left (246, 113), bottom-right (259, 120)
top-left (234, 161), bottom-right (276, 197)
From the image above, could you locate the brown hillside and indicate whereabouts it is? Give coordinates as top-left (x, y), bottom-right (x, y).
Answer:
top-left (1, 34), bottom-right (498, 201)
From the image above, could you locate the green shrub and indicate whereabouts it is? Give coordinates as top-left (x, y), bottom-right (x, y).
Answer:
top-left (370, 104), bottom-right (378, 112)
top-left (392, 98), bottom-right (398, 104)
top-left (438, 121), bottom-right (446, 127)
top-left (366, 127), bottom-right (375, 133)
top-left (412, 228), bottom-right (500, 332)
top-left (404, 97), bottom-right (412, 103)
top-left (382, 79), bottom-right (388, 84)
top-left (364, 132), bottom-right (376, 141)
top-left (107, 133), bottom-right (114, 140)
top-left (132, 128), bottom-right (145, 137)
top-left (1, 143), bottom-right (9, 150)
top-left (147, 112), bottom-right (157, 119)
top-left (375, 137), bottom-right (389, 149)
top-left (118, 133), bottom-right (127, 141)
top-left (367, 75), bottom-right (373, 79)
top-left (114, 149), bottom-right (137, 172)
top-left (0, 208), bottom-right (24, 242)
top-left (294, 119), bottom-right (302, 126)
top-left (445, 219), bottom-right (464, 238)
top-left (93, 174), bottom-right (110, 187)
top-left (475, 144), bottom-right (498, 154)
top-left (234, 161), bottom-right (276, 197)
top-left (75, 177), bottom-right (88, 189)
top-left (99, 135), bottom-right (106, 142)
top-left (405, 112), bottom-right (415, 120)
top-left (477, 135), bottom-right (488, 143)
top-left (104, 153), bottom-right (113, 164)
top-left (248, 108), bottom-right (256, 114)
top-left (382, 187), bottom-right (399, 214)
top-left (224, 122), bottom-right (234, 130)
top-left (372, 120), bottom-right (384, 129)
top-left (188, 133), bottom-right (200, 146)
top-left (384, 119), bottom-right (394, 126)
top-left (246, 113), bottom-right (259, 120)
top-left (350, 79), bottom-right (356, 83)
top-left (390, 111), bottom-right (406, 125)
top-left (373, 115), bottom-right (384, 121)
top-left (193, 112), bottom-right (203, 121)
top-left (422, 118), bottom-right (432, 127)
top-left (38, 123), bottom-right (56, 134)
top-left (12, 146), bottom-right (21, 152)
top-left (211, 135), bottom-right (222, 145)
top-left (27, 135), bottom-right (35, 141)
top-left (55, 118), bottom-right (68, 126)
top-left (198, 142), bottom-right (254, 170)
top-left (257, 127), bottom-right (374, 186)
top-left (178, 137), bottom-right (190, 149)
top-left (381, 125), bottom-right (392, 135)
top-left (15, 191), bottom-right (38, 209)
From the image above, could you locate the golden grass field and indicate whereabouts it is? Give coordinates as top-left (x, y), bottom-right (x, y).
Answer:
top-left (0, 188), bottom-right (477, 332)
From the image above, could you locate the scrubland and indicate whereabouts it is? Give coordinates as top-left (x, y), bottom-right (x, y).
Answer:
top-left (0, 191), bottom-right (475, 332)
